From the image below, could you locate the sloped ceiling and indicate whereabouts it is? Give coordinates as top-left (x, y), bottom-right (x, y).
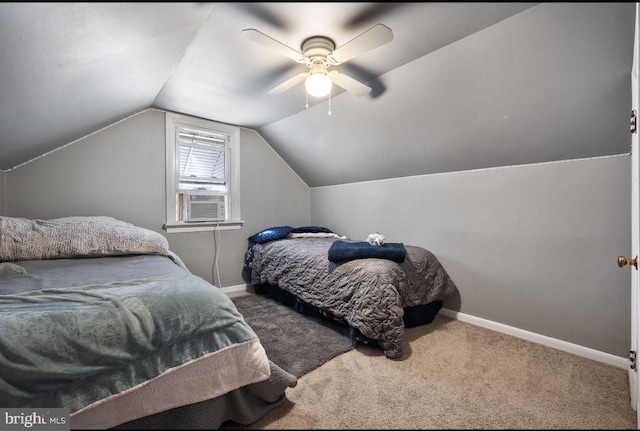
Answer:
top-left (0, 2), bottom-right (214, 171)
top-left (0, 2), bottom-right (634, 188)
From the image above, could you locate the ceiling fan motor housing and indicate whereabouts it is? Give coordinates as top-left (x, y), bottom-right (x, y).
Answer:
top-left (242, 24), bottom-right (390, 97)
top-left (301, 36), bottom-right (335, 63)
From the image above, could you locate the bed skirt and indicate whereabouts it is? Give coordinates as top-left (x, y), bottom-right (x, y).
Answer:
top-left (113, 360), bottom-right (296, 429)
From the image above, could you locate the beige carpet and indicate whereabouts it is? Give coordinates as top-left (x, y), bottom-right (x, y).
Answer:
top-left (224, 314), bottom-right (637, 429)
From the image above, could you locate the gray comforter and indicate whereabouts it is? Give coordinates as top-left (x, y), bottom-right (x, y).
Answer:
top-left (0, 215), bottom-right (169, 262)
top-left (249, 237), bottom-right (458, 359)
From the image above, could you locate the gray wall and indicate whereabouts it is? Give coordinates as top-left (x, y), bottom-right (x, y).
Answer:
top-left (6, 110), bottom-right (166, 227)
top-left (167, 128), bottom-right (311, 287)
top-left (0, 170), bottom-right (4, 215)
top-left (311, 155), bottom-right (631, 357)
top-left (3, 107), bottom-right (632, 357)
top-left (4, 109), bottom-right (310, 286)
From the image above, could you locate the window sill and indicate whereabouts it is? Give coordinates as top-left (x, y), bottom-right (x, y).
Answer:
top-left (163, 220), bottom-right (244, 233)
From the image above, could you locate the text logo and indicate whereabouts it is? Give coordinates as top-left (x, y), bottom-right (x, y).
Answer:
top-left (1, 409), bottom-right (69, 431)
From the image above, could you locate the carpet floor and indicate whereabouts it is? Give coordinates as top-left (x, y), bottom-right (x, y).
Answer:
top-left (226, 303), bottom-right (638, 429)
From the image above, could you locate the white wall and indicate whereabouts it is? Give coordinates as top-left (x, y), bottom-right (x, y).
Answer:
top-left (4, 109), bottom-right (311, 287)
top-left (311, 155), bottom-right (631, 357)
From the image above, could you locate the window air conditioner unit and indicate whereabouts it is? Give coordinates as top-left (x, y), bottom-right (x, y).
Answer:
top-left (185, 192), bottom-right (226, 222)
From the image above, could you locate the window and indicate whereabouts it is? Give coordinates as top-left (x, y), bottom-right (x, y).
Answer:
top-left (178, 128), bottom-right (227, 192)
top-left (164, 112), bottom-right (242, 232)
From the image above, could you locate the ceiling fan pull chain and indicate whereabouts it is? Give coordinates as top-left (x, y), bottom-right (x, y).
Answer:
top-left (328, 89), bottom-right (331, 115)
top-left (305, 91), bottom-right (309, 109)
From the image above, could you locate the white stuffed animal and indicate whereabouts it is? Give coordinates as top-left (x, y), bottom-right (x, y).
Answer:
top-left (367, 232), bottom-right (385, 247)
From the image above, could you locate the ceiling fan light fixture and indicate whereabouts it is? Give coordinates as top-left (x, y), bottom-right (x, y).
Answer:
top-left (305, 72), bottom-right (332, 98)
top-left (243, 24), bottom-right (393, 99)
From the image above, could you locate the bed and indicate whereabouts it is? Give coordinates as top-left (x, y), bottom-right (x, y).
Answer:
top-left (0, 216), bottom-right (297, 429)
top-left (243, 226), bottom-right (459, 360)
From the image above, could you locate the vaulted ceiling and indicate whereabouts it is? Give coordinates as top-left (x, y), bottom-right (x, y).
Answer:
top-left (0, 3), bottom-right (634, 186)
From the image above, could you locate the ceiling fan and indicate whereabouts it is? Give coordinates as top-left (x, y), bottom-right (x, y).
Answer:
top-left (241, 23), bottom-right (393, 99)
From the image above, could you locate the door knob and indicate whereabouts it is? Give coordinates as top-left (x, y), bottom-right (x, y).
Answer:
top-left (618, 255), bottom-right (638, 269)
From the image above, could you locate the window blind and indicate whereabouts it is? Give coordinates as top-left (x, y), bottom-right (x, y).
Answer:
top-left (177, 127), bottom-right (228, 188)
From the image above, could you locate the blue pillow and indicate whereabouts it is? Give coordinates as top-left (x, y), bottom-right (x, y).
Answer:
top-left (292, 226), bottom-right (333, 234)
top-left (249, 226), bottom-right (294, 244)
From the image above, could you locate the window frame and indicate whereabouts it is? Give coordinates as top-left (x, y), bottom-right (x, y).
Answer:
top-left (164, 112), bottom-right (243, 233)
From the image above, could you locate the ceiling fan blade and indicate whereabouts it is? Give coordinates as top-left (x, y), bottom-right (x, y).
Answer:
top-left (268, 72), bottom-right (309, 95)
top-left (229, 4), bottom-right (288, 30)
top-left (242, 28), bottom-right (306, 63)
top-left (328, 71), bottom-right (371, 97)
top-left (329, 23), bottom-right (393, 64)
top-left (343, 4), bottom-right (405, 30)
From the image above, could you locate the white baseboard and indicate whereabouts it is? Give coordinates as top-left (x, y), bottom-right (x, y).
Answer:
top-left (220, 288), bottom-right (627, 369)
top-left (221, 283), bottom-right (252, 299)
top-left (440, 308), bottom-right (628, 369)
